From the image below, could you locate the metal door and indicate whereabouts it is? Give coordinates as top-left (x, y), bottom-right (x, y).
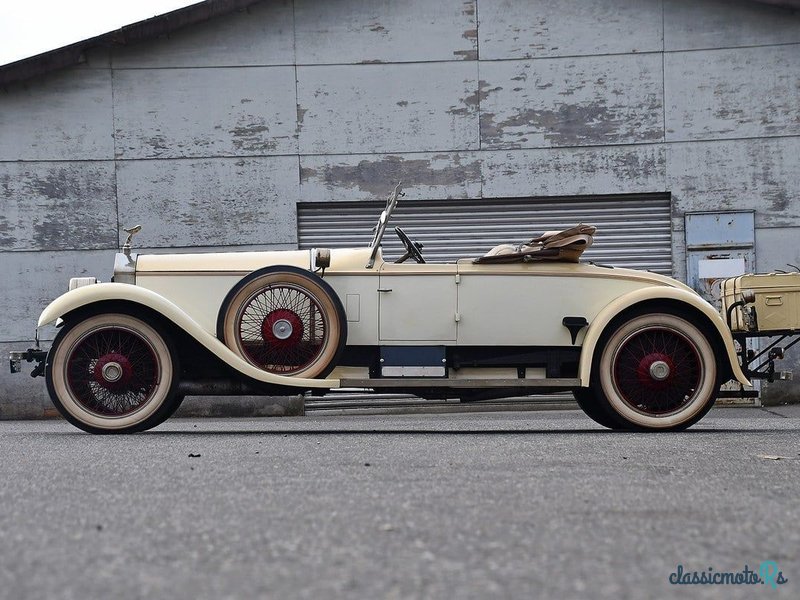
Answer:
top-left (298, 194), bottom-right (672, 273)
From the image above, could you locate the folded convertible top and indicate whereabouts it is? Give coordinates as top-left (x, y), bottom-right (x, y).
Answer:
top-left (474, 224), bottom-right (597, 264)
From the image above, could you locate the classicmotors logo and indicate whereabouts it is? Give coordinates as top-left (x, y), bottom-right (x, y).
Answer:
top-left (669, 562), bottom-right (788, 589)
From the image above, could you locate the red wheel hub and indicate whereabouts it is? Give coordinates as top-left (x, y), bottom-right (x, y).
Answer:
top-left (635, 352), bottom-right (675, 389)
top-left (261, 309), bottom-right (304, 348)
top-left (93, 352), bottom-right (134, 392)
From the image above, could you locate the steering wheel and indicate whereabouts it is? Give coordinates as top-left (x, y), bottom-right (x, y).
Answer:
top-left (394, 226), bottom-right (425, 264)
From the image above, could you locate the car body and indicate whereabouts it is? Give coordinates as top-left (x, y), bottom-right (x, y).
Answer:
top-left (12, 184), bottom-right (758, 433)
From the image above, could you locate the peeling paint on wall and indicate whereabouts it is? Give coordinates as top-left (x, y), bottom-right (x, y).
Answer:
top-left (295, 0), bottom-right (476, 64)
top-left (667, 138), bottom-right (800, 228)
top-left (480, 54), bottom-right (664, 149)
top-left (301, 152), bottom-right (482, 201)
top-left (302, 155), bottom-right (479, 197)
top-left (113, 67), bottom-right (298, 159)
top-left (0, 162), bottom-right (117, 251)
top-left (482, 145), bottom-right (667, 198)
top-left (665, 45), bottom-right (800, 142)
top-left (116, 157), bottom-right (299, 248)
top-left (478, 0), bottom-right (663, 60)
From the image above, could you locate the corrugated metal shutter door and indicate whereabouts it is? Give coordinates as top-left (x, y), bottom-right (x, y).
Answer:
top-left (298, 194), bottom-right (672, 274)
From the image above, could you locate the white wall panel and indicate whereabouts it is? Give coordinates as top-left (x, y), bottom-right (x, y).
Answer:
top-left (0, 250), bottom-right (113, 343)
top-left (667, 138), bottom-right (800, 229)
top-left (295, 0), bottom-right (477, 64)
top-left (297, 62), bottom-right (479, 154)
top-left (665, 45), bottom-right (800, 142)
top-left (114, 67), bottom-right (298, 159)
top-left (116, 156), bottom-right (299, 248)
top-left (0, 162), bottom-right (117, 251)
top-left (480, 54), bottom-right (664, 148)
top-left (482, 145), bottom-right (667, 198)
top-left (479, 0), bottom-right (663, 60)
top-left (0, 69), bottom-right (113, 161)
top-left (112, 1), bottom-right (295, 68)
top-left (665, 0), bottom-right (800, 51)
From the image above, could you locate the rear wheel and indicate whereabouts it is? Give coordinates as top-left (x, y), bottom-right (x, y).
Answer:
top-left (592, 310), bottom-right (719, 431)
top-left (46, 312), bottom-right (180, 434)
top-left (219, 266), bottom-right (346, 378)
top-left (572, 388), bottom-right (624, 429)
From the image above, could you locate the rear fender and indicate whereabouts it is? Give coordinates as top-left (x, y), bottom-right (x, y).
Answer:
top-left (38, 283), bottom-right (339, 390)
top-left (578, 287), bottom-right (750, 387)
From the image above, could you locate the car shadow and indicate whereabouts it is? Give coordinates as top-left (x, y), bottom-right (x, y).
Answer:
top-left (133, 426), bottom-right (796, 436)
top-left (30, 425), bottom-right (798, 436)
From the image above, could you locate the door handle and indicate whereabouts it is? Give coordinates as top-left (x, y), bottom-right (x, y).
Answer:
top-left (377, 288), bottom-right (392, 293)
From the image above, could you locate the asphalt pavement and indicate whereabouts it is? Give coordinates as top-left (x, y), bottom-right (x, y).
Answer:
top-left (1, 406), bottom-right (799, 599)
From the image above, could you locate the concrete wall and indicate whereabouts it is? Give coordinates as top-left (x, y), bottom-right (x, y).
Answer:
top-left (2, 0), bottom-right (799, 415)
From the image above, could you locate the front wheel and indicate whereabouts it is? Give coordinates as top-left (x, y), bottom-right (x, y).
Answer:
top-left (46, 313), bottom-right (180, 434)
top-left (591, 311), bottom-right (720, 431)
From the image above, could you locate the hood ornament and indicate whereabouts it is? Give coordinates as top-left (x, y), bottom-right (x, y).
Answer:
top-left (122, 225), bottom-right (142, 259)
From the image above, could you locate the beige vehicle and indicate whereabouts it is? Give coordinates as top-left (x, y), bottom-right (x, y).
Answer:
top-left (9, 184), bottom-right (797, 434)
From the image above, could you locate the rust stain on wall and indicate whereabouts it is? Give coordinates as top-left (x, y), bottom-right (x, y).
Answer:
top-left (482, 97), bottom-right (663, 147)
top-left (296, 106), bottom-right (308, 128)
top-left (448, 80), bottom-right (500, 116)
top-left (0, 174), bottom-right (11, 196)
top-left (146, 134), bottom-right (170, 153)
top-left (453, 49), bottom-right (478, 60)
top-left (0, 164), bottom-right (117, 251)
top-left (0, 217), bottom-right (17, 248)
top-left (301, 155), bottom-right (480, 197)
top-left (609, 149), bottom-right (663, 181)
top-left (25, 169), bottom-right (83, 200)
top-left (229, 118), bottom-right (279, 153)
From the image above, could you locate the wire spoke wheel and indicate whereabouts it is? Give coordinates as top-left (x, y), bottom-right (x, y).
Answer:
top-left (220, 267), bottom-right (346, 378)
top-left (46, 313), bottom-right (177, 433)
top-left (612, 327), bottom-right (701, 415)
top-left (237, 283), bottom-right (327, 374)
top-left (597, 311), bottom-right (718, 430)
top-left (66, 326), bottom-right (160, 416)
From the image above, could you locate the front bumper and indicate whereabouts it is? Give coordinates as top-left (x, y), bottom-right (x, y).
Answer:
top-left (9, 348), bottom-right (48, 377)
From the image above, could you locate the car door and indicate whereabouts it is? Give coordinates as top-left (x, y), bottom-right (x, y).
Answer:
top-left (378, 263), bottom-right (458, 342)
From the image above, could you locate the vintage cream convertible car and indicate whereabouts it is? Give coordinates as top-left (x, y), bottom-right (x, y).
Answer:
top-left (10, 184), bottom-right (798, 434)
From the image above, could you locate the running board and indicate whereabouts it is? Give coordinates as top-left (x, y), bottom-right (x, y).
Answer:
top-left (339, 378), bottom-right (581, 389)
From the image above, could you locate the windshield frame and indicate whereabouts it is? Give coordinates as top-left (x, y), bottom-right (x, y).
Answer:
top-left (366, 182), bottom-right (403, 268)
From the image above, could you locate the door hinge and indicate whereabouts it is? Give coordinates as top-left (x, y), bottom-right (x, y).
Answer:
top-left (455, 274), bottom-right (461, 284)
top-left (454, 312), bottom-right (461, 322)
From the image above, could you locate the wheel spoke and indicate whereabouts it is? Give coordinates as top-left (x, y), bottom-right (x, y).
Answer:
top-left (236, 283), bottom-right (328, 374)
top-left (613, 325), bottom-right (703, 415)
top-left (66, 326), bottom-right (160, 417)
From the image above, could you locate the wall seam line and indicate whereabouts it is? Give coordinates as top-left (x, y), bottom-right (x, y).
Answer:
top-left (110, 63), bottom-right (120, 252)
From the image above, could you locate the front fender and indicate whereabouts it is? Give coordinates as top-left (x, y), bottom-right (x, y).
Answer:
top-left (578, 286), bottom-right (750, 387)
top-left (38, 283), bottom-right (339, 390)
